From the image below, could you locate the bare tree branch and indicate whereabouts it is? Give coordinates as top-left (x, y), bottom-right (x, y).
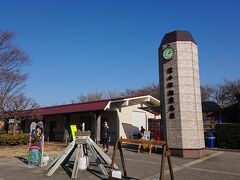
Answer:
top-left (0, 30), bottom-right (30, 114)
top-left (201, 85), bottom-right (215, 101)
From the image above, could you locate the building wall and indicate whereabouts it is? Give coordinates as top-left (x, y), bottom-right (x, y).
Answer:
top-left (69, 113), bottom-right (94, 131)
top-left (24, 119), bottom-right (40, 133)
top-left (117, 104), bottom-right (155, 139)
top-left (23, 105), bottom-right (155, 142)
top-left (44, 112), bottom-right (112, 142)
top-left (44, 114), bottom-right (65, 141)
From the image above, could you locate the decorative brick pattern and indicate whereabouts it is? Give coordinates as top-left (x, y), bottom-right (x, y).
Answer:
top-left (176, 42), bottom-right (192, 51)
top-left (160, 40), bottom-right (205, 153)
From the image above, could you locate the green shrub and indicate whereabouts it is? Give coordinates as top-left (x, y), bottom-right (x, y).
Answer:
top-left (0, 133), bottom-right (29, 146)
top-left (215, 123), bottom-right (240, 149)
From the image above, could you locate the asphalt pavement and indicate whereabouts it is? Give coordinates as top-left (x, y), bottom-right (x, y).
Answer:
top-left (0, 147), bottom-right (239, 180)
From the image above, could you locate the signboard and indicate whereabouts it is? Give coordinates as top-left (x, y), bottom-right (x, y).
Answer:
top-left (203, 117), bottom-right (211, 125)
top-left (8, 119), bottom-right (15, 124)
top-left (203, 117), bottom-right (222, 132)
top-left (28, 121), bottom-right (44, 166)
top-left (70, 124), bottom-right (77, 140)
top-left (143, 131), bottom-right (151, 140)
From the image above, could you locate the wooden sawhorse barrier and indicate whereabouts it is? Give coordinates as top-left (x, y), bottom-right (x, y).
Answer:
top-left (109, 138), bottom-right (174, 180)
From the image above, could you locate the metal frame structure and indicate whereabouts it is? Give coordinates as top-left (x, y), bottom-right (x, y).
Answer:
top-left (46, 131), bottom-right (118, 178)
top-left (109, 138), bottom-right (174, 180)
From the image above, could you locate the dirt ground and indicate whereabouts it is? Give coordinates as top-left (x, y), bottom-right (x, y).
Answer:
top-left (0, 142), bottom-right (66, 158)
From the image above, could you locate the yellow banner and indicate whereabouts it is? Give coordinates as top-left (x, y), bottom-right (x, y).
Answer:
top-left (70, 125), bottom-right (77, 140)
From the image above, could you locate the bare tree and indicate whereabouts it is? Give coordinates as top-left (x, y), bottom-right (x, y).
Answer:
top-left (105, 90), bottom-right (122, 99)
top-left (0, 31), bottom-right (29, 113)
top-left (71, 93), bottom-right (86, 103)
top-left (201, 79), bottom-right (240, 105)
top-left (86, 91), bottom-right (103, 101)
top-left (72, 91), bottom-right (104, 103)
top-left (210, 84), bottom-right (229, 105)
top-left (72, 79), bottom-right (240, 106)
top-left (236, 93), bottom-right (240, 102)
top-left (122, 83), bottom-right (160, 100)
top-left (4, 94), bottom-right (39, 135)
top-left (200, 85), bottom-right (215, 101)
top-left (72, 83), bottom-right (160, 103)
top-left (222, 79), bottom-right (240, 104)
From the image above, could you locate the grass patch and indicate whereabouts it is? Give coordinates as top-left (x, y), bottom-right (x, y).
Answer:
top-left (0, 142), bottom-right (66, 158)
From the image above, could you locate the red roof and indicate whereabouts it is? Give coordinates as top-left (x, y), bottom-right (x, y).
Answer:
top-left (38, 100), bottom-right (110, 116)
top-left (0, 95), bottom-right (155, 118)
top-left (38, 95), bottom-right (150, 116)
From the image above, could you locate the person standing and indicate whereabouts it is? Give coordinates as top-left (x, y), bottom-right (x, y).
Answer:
top-left (102, 121), bottom-right (110, 153)
top-left (140, 126), bottom-right (145, 138)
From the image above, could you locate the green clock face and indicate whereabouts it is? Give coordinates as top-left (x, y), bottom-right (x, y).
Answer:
top-left (163, 47), bottom-right (175, 60)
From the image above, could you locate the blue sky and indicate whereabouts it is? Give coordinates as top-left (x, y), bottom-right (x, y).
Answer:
top-left (0, 0), bottom-right (239, 106)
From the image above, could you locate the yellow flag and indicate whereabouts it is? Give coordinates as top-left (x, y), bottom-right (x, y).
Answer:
top-left (70, 125), bottom-right (77, 140)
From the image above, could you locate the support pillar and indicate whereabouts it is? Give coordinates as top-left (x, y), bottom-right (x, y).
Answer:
top-left (96, 114), bottom-right (101, 143)
top-left (64, 114), bottom-right (71, 143)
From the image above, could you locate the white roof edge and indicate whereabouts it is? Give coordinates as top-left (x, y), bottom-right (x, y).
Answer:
top-left (104, 101), bottom-right (111, 110)
top-left (110, 95), bottom-right (160, 106)
top-left (149, 96), bottom-right (160, 105)
top-left (123, 95), bottom-right (149, 101)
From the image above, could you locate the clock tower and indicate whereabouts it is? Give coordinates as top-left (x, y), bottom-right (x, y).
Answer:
top-left (159, 30), bottom-right (206, 158)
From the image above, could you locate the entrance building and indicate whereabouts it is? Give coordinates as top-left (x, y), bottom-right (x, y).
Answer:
top-left (23, 95), bottom-right (160, 143)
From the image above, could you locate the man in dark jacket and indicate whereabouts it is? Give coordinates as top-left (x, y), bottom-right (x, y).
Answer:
top-left (102, 121), bottom-right (110, 153)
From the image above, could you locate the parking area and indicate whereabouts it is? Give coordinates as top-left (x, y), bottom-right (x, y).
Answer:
top-left (0, 148), bottom-right (240, 180)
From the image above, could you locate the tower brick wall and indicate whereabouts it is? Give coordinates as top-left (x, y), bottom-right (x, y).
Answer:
top-left (159, 31), bottom-right (205, 158)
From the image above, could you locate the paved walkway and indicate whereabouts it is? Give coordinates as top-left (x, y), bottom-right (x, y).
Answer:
top-left (0, 148), bottom-right (239, 180)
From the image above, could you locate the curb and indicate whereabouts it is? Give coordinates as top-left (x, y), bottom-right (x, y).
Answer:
top-left (206, 148), bottom-right (240, 153)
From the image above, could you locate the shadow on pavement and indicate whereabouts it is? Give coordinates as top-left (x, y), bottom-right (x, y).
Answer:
top-left (16, 156), bottom-right (28, 165)
top-left (88, 168), bottom-right (105, 179)
top-left (61, 162), bottom-right (74, 178)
